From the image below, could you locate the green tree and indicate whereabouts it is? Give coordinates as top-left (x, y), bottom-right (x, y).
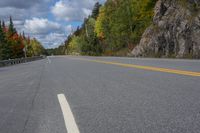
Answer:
top-left (8, 16), bottom-right (17, 37)
top-left (82, 18), bottom-right (102, 55)
top-left (0, 19), bottom-right (12, 60)
top-left (59, 0), bottom-right (157, 56)
top-left (2, 21), bottom-right (5, 30)
top-left (0, 17), bottom-right (45, 60)
top-left (67, 36), bottom-right (82, 54)
top-left (95, 0), bottom-right (157, 54)
top-left (91, 2), bottom-right (101, 19)
top-left (0, 21), bottom-right (6, 60)
top-left (30, 38), bottom-right (45, 56)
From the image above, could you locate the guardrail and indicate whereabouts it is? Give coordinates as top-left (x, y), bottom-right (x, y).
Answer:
top-left (0, 56), bottom-right (46, 67)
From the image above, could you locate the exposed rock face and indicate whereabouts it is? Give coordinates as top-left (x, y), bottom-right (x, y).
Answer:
top-left (132, 0), bottom-right (200, 58)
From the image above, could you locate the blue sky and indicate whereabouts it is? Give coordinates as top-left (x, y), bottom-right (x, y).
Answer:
top-left (0, 0), bottom-right (105, 48)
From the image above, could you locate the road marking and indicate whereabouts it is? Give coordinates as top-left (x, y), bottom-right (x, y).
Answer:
top-left (57, 94), bottom-right (80, 133)
top-left (76, 58), bottom-right (200, 77)
top-left (47, 57), bottom-right (51, 64)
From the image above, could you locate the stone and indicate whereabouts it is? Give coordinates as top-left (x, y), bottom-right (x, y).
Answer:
top-left (132, 0), bottom-right (200, 58)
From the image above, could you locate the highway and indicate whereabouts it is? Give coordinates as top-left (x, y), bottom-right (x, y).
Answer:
top-left (0, 56), bottom-right (200, 133)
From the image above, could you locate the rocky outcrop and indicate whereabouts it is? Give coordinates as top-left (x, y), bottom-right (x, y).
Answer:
top-left (132, 0), bottom-right (200, 58)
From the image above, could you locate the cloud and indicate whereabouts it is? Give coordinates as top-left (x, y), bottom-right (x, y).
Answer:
top-left (0, 7), bottom-right (27, 20)
top-left (23, 18), bottom-right (73, 48)
top-left (13, 20), bottom-right (24, 25)
top-left (51, 0), bottom-right (96, 21)
top-left (24, 18), bottom-right (61, 34)
top-left (0, 0), bottom-right (40, 9)
top-left (65, 25), bottom-right (73, 33)
top-left (0, 0), bottom-right (50, 20)
top-left (0, 0), bottom-right (106, 48)
top-left (38, 33), bottom-right (67, 48)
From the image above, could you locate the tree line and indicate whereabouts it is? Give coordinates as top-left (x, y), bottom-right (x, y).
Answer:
top-left (0, 17), bottom-right (45, 60)
top-left (52, 0), bottom-right (157, 56)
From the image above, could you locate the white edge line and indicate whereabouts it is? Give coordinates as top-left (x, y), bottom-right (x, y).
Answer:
top-left (57, 94), bottom-right (80, 133)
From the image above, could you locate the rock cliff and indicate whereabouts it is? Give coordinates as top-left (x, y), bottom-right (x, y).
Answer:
top-left (132, 0), bottom-right (200, 58)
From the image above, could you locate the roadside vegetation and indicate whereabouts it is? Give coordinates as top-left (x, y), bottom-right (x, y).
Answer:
top-left (0, 17), bottom-right (45, 60)
top-left (52, 0), bottom-right (157, 56)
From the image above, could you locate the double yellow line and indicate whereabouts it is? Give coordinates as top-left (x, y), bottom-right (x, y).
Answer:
top-left (78, 58), bottom-right (200, 77)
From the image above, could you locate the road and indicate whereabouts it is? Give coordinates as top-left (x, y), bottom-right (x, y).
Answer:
top-left (0, 56), bottom-right (200, 133)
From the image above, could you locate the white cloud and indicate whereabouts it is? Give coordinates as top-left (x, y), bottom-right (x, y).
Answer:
top-left (0, 0), bottom-right (106, 48)
top-left (40, 33), bottom-right (67, 48)
top-left (13, 20), bottom-right (24, 25)
top-left (0, 0), bottom-right (50, 20)
top-left (51, 0), bottom-right (96, 21)
top-left (0, 0), bottom-right (40, 9)
top-left (24, 18), bottom-right (61, 34)
top-left (0, 7), bottom-right (26, 20)
top-left (21, 18), bottom-right (74, 48)
top-left (65, 25), bottom-right (73, 33)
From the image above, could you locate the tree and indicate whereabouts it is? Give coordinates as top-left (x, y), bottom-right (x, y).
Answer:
top-left (29, 38), bottom-right (45, 56)
top-left (57, 0), bottom-right (157, 56)
top-left (68, 36), bottom-right (82, 54)
top-left (95, 6), bottom-right (106, 40)
top-left (91, 2), bottom-right (101, 19)
top-left (0, 20), bottom-right (11, 60)
top-left (0, 21), bottom-right (5, 44)
top-left (82, 18), bottom-right (102, 55)
top-left (94, 0), bottom-right (157, 54)
top-left (0, 21), bottom-right (6, 60)
top-left (2, 21), bottom-right (5, 30)
top-left (0, 17), bottom-right (45, 60)
top-left (8, 16), bottom-right (16, 37)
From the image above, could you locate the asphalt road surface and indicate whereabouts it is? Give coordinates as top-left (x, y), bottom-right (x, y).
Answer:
top-left (0, 56), bottom-right (200, 133)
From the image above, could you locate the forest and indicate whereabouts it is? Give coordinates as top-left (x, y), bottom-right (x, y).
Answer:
top-left (0, 17), bottom-right (45, 60)
top-left (1, 0), bottom-right (199, 59)
top-left (50, 0), bottom-right (157, 56)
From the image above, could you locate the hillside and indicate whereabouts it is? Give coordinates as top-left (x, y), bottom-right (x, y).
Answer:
top-left (54, 0), bottom-right (157, 56)
top-left (53, 0), bottom-right (200, 59)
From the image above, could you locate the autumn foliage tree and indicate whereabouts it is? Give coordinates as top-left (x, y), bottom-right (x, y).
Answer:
top-left (0, 17), bottom-right (45, 60)
top-left (59, 0), bottom-right (157, 56)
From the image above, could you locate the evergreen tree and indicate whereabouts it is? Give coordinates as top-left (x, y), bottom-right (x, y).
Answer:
top-left (8, 16), bottom-right (16, 36)
top-left (91, 2), bottom-right (101, 19)
top-left (22, 31), bottom-right (25, 39)
top-left (0, 17), bottom-right (45, 59)
top-left (0, 21), bottom-right (5, 42)
top-left (0, 21), bottom-right (6, 43)
top-left (2, 21), bottom-right (5, 30)
top-left (0, 19), bottom-right (10, 60)
top-left (0, 20), bottom-right (6, 60)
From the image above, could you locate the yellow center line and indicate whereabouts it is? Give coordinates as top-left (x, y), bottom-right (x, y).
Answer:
top-left (76, 58), bottom-right (200, 77)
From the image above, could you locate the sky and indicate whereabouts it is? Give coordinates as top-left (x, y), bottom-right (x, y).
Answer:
top-left (0, 0), bottom-right (105, 48)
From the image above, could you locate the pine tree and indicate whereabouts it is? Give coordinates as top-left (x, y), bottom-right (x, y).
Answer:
top-left (22, 31), bottom-right (25, 39)
top-left (91, 2), bottom-right (101, 19)
top-left (0, 20), bottom-right (3, 40)
top-left (0, 21), bottom-right (5, 42)
top-left (0, 20), bottom-right (7, 60)
top-left (8, 16), bottom-right (16, 36)
top-left (2, 21), bottom-right (6, 32)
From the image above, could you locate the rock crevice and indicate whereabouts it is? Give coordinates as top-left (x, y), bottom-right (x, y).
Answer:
top-left (132, 0), bottom-right (200, 58)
